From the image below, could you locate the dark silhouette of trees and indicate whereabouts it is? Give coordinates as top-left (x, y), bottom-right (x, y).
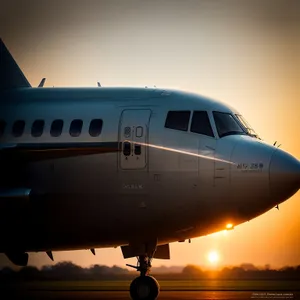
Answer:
top-left (240, 263), bottom-right (258, 271)
top-left (18, 266), bottom-right (40, 280)
top-left (0, 262), bottom-right (300, 281)
top-left (182, 264), bottom-right (204, 277)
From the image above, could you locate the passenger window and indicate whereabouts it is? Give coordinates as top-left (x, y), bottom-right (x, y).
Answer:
top-left (134, 144), bottom-right (142, 155)
top-left (190, 111), bottom-right (214, 137)
top-left (12, 120), bottom-right (25, 137)
top-left (165, 111), bottom-right (190, 131)
top-left (50, 119), bottom-right (64, 137)
top-left (0, 120), bottom-right (6, 137)
top-left (70, 119), bottom-right (83, 137)
top-left (31, 120), bottom-right (45, 137)
top-left (136, 126), bottom-right (143, 138)
top-left (123, 142), bottom-right (131, 156)
top-left (89, 119), bottom-right (103, 137)
top-left (124, 127), bottom-right (131, 138)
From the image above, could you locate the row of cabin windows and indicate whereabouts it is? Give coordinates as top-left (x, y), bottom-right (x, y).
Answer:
top-left (165, 111), bottom-right (214, 137)
top-left (0, 111), bottom-right (236, 139)
top-left (0, 119), bottom-right (103, 138)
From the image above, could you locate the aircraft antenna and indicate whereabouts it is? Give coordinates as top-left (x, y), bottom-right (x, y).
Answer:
top-left (38, 78), bottom-right (46, 88)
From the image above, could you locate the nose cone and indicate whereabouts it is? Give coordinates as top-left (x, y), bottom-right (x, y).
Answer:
top-left (270, 149), bottom-right (300, 201)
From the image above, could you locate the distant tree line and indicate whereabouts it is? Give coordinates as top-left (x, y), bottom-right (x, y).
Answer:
top-left (179, 264), bottom-right (300, 280)
top-left (1, 262), bottom-right (300, 281)
top-left (0, 262), bottom-right (131, 281)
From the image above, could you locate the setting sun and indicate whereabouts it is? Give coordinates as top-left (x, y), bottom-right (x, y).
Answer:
top-left (208, 251), bottom-right (220, 264)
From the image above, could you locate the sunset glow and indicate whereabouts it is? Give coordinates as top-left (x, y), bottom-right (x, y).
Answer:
top-left (0, 0), bottom-right (299, 270)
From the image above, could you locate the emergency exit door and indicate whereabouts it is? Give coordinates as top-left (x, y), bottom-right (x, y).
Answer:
top-left (119, 109), bottom-right (151, 170)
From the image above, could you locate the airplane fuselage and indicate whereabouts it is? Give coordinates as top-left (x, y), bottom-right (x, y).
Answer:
top-left (1, 87), bottom-right (298, 253)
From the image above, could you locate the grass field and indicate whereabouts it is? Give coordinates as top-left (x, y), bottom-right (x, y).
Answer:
top-left (2, 280), bottom-right (299, 291)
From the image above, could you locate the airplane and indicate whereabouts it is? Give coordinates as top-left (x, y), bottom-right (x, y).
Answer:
top-left (0, 38), bottom-right (300, 300)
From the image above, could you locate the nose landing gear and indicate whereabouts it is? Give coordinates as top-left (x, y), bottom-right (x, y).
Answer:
top-left (127, 255), bottom-right (160, 300)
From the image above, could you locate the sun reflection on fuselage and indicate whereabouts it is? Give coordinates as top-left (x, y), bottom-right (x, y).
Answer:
top-left (125, 140), bottom-right (237, 165)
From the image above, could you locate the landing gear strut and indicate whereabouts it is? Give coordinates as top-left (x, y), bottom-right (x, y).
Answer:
top-left (127, 255), bottom-right (160, 300)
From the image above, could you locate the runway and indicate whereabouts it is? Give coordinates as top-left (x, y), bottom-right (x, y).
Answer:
top-left (6, 291), bottom-right (299, 300)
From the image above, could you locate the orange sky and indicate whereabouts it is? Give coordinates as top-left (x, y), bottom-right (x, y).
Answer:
top-left (0, 0), bottom-right (299, 269)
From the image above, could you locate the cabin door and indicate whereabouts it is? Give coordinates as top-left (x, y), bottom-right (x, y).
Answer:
top-left (119, 109), bottom-right (151, 170)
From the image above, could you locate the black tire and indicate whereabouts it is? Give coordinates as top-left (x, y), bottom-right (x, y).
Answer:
top-left (130, 275), bottom-right (160, 300)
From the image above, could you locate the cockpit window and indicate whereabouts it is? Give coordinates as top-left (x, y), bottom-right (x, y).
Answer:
top-left (191, 111), bottom-right (214, 137)
top-left (213, 112), bottom-right (245, 138)
top-left (235, 114), bottom-right (258, 138)
top-left (165, 111), bottom-right (190, 131)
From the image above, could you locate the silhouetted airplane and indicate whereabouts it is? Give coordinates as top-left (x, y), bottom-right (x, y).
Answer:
top-left (0, 39), bottom-right (299, 300)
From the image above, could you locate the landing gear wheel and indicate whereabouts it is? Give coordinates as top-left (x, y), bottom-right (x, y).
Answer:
top-left (130, 275), bottom-right (160, 300)
top-left (127, 253), bottom-right (159, 299)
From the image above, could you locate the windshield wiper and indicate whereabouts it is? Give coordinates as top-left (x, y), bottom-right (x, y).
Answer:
top-left (219, 131), bottom-right (246, 138)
